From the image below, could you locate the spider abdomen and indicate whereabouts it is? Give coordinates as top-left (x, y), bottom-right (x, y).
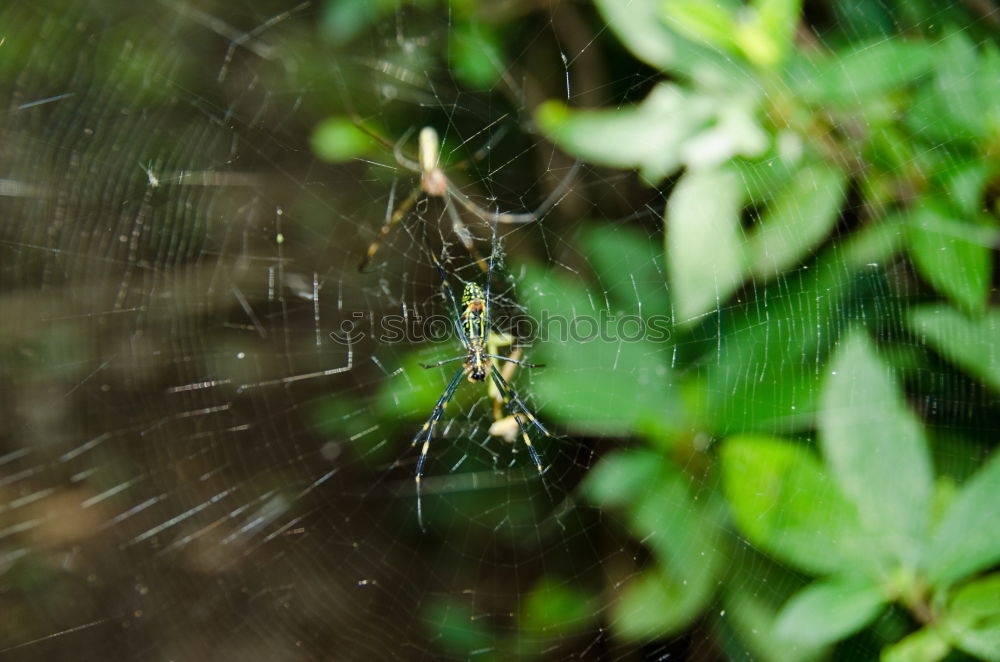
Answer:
top-left (466, 346), bottom-right (488, 382)
top-left (461, 283), bottom-right (487, 344)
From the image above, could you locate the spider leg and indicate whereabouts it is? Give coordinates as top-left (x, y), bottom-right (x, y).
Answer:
top-left (490, 345), bottom-right (521, 421)
top-left (391, 126), bottom-right (421, 171)
top-left (358, 183), bottom-right (423, 272)
top-left (429, 251), bottom-right (471, 347)
top-left (483, 222), bottom-right (497, 321)
top-left (490, 365), bottom-right (551, 437)
top-left (485, 354), bottom-right (545, 369)
top-left (413, 366), bottom-right (465, 530)
top-left (443, 195), bottom-right (488, 273)
top-left (489, 365), bottom-right (548, 473)
top-left (419, 355), bottom-right (466, 369)
top-left (447, 182), bottom-right (533, 225)
top-left (447, 158), bottom-right (582, 226)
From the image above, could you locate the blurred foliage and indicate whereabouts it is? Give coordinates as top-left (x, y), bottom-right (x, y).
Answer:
top-left (526, 0), bottom-right (1000, 659)
top-left (313, 0), bottom-right (1000, 659)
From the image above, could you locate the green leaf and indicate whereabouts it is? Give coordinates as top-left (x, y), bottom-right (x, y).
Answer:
top-left (681, 102), bottom-right (769, 170)
top-left (907, 205), bottom-right (992, 314)
top-left (593, 0), bottom-right (681, 70)
top-left (661, 1), bottom-right (737, 53)
top-left (904, 35), bottom-right (1000, 145)
top-left (320, 0), bottom-right (397, 45)
top-left (699, 218), bottom-right (904, 434)
top-left (910, 305), bottom-right (1000, 394)
top-left (745, 0), bottom-right (802, 67)
top-left (594, 0), bottom-right (732, 78)
top-left (931, 31), bottom-right (994, 140)
top-left (311, 117), bottom-right (374, 162)
top-left (536, 80), bottom-right (765, 183)
top-left (924, 450), bottom-right (1000, 587)
top-left (582, 224), bottom-right (670, 317)
top-left (723, 584), bottom-right (826, 662)
top-left (941, 162), bottom-right (994, 218)
top-left (829, 0), bottom-right (894, 41)
top-left (518, 264), bottom-right (679, 436)
top-left (611, 562), bottom-right (718, 641)
top-left (775, 577), bottom-right (887, 647)
top-left (447, 21), bottom-right (504, 89)
top-left (666, 167), bottom-right (745, 322)
top-left (819, 330), bottom-right (933, 567)
top-left (944, 574), bottom-right (1000, 661)
top-left (584, 450), bottom-right (723, 640)
top-left (520, 578), bottom-right (597, 639)
top-left (787, 39), bottom-right (934, 105)
top-left (584, 450), bottom-right (719, 575)
top-left (582, 450), bottom-right (664, 509)
top-left (721, 435), bottom-right (868, 575)
top-left (881, 627), bottom-right (950, 662)
top-left (536, 83), bottom-right (712, 184)
top-left (747, 162), bottom-right (847, 278)
top-left (422, 598), bottom-right (492, 656)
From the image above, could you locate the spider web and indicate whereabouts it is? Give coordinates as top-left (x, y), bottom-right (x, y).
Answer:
top-left (1, 1), bottom-right (996, 661)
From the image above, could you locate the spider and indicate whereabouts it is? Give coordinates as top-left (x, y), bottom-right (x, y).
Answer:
top-left (357, 124), bottom-right (579, 273)
top-left (410, 234), bottom-right (551, 528)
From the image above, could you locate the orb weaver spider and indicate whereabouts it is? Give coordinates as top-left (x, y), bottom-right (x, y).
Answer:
top-left (357, 123), bottom-right (579, 273)
top-left (411, 234), bottom-right (551, 528)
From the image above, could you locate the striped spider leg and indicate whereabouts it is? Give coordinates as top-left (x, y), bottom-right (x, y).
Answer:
top-left (410, 235), bottom-right (549, 529)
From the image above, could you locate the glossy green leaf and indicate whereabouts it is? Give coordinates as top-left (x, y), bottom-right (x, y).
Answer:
top-left (536, 83), bottom-right (712, 184)
top-left (924, 450), bottom-right (1000, 587)
top-left (907, 205), bottom-right (992, 314)
top-left (666, 167), bottom-right (745, 322)
top-left (775, 577), bottom-right (887, 647)
top-left (944, 573), bottom-right (1000, 661)
top-left (909, 305), bottom-right (1000, 394)
top-left (747, 162), bottom-right (847, 278)
top-left (881, 627), bottom-right (950, 662)
top-left (819, 331), bottom-right (933, 567)
top-left (721, 435), bottom-right (868, 575)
